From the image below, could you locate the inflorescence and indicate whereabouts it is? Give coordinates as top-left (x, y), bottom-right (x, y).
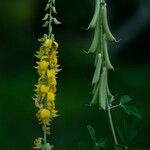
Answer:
top-left (33, 0), bottom-right (61, 149)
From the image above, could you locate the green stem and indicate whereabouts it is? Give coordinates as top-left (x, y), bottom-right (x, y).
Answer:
top-left (48, 0), bottom-right (53, 38)
top-left (107, 102), bottom-right (118, 145)
top-left (44, 124), bottom-right (47, 148)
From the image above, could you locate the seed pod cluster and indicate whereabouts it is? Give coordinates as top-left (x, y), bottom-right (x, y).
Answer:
top-left (87, 0), bottom-right (116, 110)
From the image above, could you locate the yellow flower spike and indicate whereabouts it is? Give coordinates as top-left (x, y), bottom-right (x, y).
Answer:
top-left (47, 92), bottom-right (55, 102)
top-left (40, 85), bottom-right (49, 94)
top-left (43, 39), bottom-right (53, 48)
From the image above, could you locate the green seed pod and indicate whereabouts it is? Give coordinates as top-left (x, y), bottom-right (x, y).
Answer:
top-left (90, 84), bottom-right (99, 105)
top-left (92, 53), bottom-right (102, 84)
top-left (88, 0), bottom-right (100, 29)
top-left (103, 38), bottom-right (114, 70)
top-left (101, 3), bottom-right (116, 41)
top-left (88, 22), bottom-right (100, 53)
top-left (42, 13), bottom-right (49, 21)
top-left (52, 6), bottom-right (57, 14)
top-left (52, 0), bottom-right (55, 5)
top-left (45, 4), bottom-right (50, 11)
top-left (53, 18), bottom-right (61, 24)
top-left (42, 21), bottom-right (49, 27)
top-left (99, 67), bottom-right (107, 110)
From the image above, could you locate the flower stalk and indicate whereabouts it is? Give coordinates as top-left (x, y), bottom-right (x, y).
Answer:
top-left (33, 0), bottom-right (61, 149)
top-left (87, 0), bottom-right (118, 145)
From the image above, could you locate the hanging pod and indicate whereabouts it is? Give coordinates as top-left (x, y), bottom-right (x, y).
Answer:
top-left (103, 37), bottom-right (114, 70)
top-left (88, 22), bottom-right (100, 53)
top-left (94, 25), bottom-right (103, 66)
top-left (92, 53), bottom-right (102, 84)
top-left (99, 67), bottom-right (107, 110)
top-left (88, 0), bottom-right (100, 29)
top-left (90, 83), bottom-right (99, 105)
top-left (101, 3), bottom-right (116, 41)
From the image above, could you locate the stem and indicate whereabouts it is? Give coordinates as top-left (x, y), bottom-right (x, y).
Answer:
top-left (44, 124), bottom-right (47, 148)
top-left (48, 0), bottom-right (53, 38)
top-left (107, 102), bottom-right (118, 145)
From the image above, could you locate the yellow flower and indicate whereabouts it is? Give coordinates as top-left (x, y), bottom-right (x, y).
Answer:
top-left (47, 69), bottom-right (56, 78)
top-left (41, 85), bottom-right (49, 93)
top-left (47, 101), bottom-right (55, 109)
top-left (49, 86), bottom-right (56, 94)
top-left (47, 92), bottom-right (55, 102)
top-left (48, 77), bottom-right (57, 86)
top-left (38, 37), bottom-right (46, 42)
top-left (36, 109), bottom-right (51, 125)
top-left (43, 39), bottom-right (53, 48)
top-left (51, 109), bottom-right (58, 118)
top-left (50, 51), bottom-right (58, 65)
top-left (39, 61), bottom-right (49, 70)
top-left (53, 41), bottom-right (59, 50)
top-left (41, 55), bottom-right (48, 60)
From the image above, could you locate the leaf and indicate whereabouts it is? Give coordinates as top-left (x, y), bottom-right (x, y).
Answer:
top-left (120, 95), bottom-right (132, 104)
top-left (123, 117), bottom-right (140, 144)
top-left (122, 105), bottom-right (142, 119)
top-left (87, 125), bottom-right (96, 143)
top-left (92, 53), bottom-right (102, 84)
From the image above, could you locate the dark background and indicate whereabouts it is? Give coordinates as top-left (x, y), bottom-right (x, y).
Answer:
top-left (0, 0), bottom-right (149, 149)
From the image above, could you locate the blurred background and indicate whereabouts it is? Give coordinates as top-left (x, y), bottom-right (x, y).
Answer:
top-left (0, 0), bottom-right (149, 149)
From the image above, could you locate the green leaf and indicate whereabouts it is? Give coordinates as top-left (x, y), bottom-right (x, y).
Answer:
top-left (122, 105), bottom-right (142, 119)
top-left (123, 117), bottom-right (139, 144)
top-left (120, 95), bottom-right (132, 104)
top-left (87, 125), bottom-right (96, 143)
